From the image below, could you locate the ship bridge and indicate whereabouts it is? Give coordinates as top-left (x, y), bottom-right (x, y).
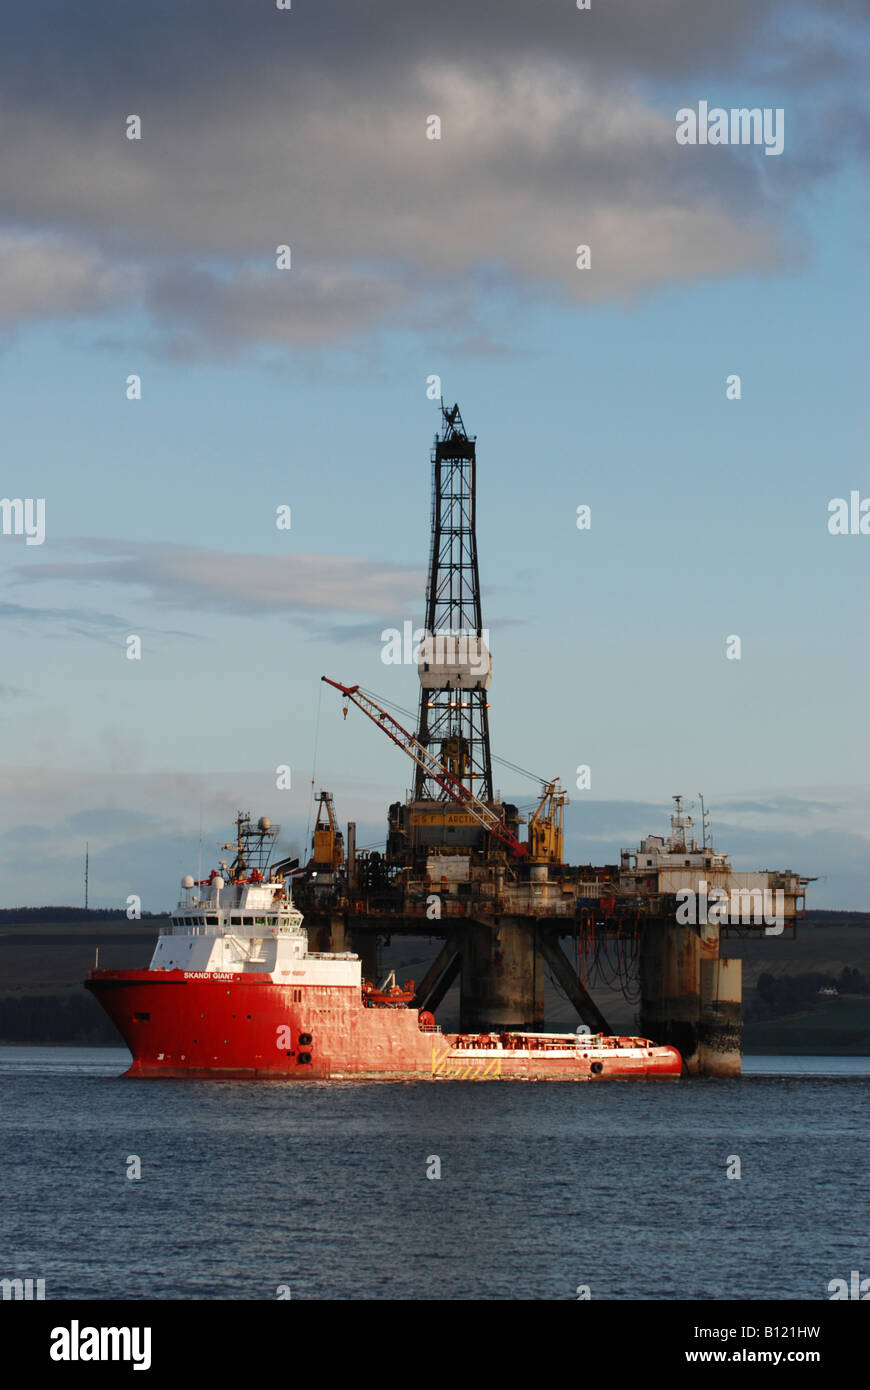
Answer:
top-left (171, 875), bottom-right (304, 937)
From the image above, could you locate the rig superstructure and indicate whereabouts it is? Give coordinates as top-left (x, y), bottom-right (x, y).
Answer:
top-left (293, 401), bottom-right (813, 1076)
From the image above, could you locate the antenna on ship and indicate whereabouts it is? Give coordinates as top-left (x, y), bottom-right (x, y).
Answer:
top-left (698, 793), bottom-right (711, 851)
top-left (84, 842), bottom-right (89, 911)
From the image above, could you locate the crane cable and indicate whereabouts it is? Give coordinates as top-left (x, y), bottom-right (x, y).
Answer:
top-left (355, 683), bottom-right (554, 789)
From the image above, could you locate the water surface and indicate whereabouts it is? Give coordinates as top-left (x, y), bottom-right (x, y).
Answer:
top-left (1, 1047), bottom-right (866, 1300)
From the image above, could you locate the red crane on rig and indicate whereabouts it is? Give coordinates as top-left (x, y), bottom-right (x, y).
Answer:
top-left (321, 676), bottom-right (527, 859)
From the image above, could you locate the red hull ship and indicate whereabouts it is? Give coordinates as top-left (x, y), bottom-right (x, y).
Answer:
top-left (86, 815), bottom-right (682, 1083)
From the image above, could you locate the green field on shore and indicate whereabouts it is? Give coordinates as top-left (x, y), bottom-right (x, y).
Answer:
top-left (743, 996), bottom-right (870, 1054)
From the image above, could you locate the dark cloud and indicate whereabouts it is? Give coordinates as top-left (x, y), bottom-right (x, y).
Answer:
top-left (0, 596), bottom-right (200, 645)
top-left (63, 807), bottom-right (162, 835)
top-left (719, 797), bottom-right (839, 816)
top-left (145, 263), bottom-right (412, 359)
top-left (0, 1), bottom-right (803, 91)
top-left (0, 0), bottom-right (865, 354)
top-left (0, 598), bottom-right (127, 633)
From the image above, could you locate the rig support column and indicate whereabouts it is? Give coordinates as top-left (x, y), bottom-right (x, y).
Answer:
top-left (346, 822), bottom-right (356, 891)
top-left (348, 927), bottom-right (379, 984)
top-left (308, 913), bottom-right (348, 954)
top-left (639, 924), bottom-right (701, 1074)
top-left (699, 953), bottom-right (742, 1077)
top-left (460, 918), bottom-right (544, 1031)
top-left (639, 922), bottom-right (742, 1076)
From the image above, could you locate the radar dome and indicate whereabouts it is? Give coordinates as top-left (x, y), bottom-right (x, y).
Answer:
top-left (214, 876), bottom-right (225, 890)
top-left (258, 816), bottom-right (271, 831)
top-left (182, 874), bottom-right (195, 889)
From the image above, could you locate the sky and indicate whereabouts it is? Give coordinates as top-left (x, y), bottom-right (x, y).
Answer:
top-left (0, 0), bottom-right (868, 910)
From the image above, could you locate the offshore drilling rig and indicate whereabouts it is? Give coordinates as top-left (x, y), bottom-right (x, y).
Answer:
top-left (296, 401), bottom-right (812, 1076)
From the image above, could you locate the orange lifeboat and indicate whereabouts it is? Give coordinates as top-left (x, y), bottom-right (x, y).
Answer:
top-left (362, 972), bottom-right (416, 1007)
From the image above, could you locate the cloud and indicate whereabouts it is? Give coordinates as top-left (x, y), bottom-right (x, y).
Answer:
top-left (145, 263), bottom-right (412, 359)
top-left (0, 778), bottom-right (861, 909)
top-left (0, 766), bottom-right (306, 909)
top-left (0, 598), bottom-right (128, 637)
top-left (0, 2), bottom-right (805, 97)
top-left (15, 538), bottom-right (424, 620)
top-left (0, 232), bottom-right (140, 324)
top-left (1, 0), bottom-right (860, 354)
top-left (0, 595), bottom-right (201, 646)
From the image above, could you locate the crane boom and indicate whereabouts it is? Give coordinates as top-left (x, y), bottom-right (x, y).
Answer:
top-left (321, 677), bottom-right (527, 858)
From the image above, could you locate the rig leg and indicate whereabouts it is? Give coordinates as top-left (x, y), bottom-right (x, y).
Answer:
top-left (348, 928), bottom-right (379, 984)
top-left (699, 955), bottom-right (742, 1077)
top-left (328, 914), bottom-right (348, 952)
top-left (639, 923), bottom-right (743, 1076)
top-left (639, 924), bottom-right (701, 1074)
top-left (460, 918), bottom-right (544, 1031)
top-left (308, 913), bottom-right (349, 954)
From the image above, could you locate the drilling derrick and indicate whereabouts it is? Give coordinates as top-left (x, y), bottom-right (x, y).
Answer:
top-left (416, 402), bottom-right (493, 801)
top-left (387, 402), bottom-right (521, 868)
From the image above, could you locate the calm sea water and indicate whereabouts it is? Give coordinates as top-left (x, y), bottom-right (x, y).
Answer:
top-left (1, 1047), bottom-right (867, 1301)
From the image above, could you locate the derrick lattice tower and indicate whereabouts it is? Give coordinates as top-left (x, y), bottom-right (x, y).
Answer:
top-left (415, 401), bottom-right (494, 802)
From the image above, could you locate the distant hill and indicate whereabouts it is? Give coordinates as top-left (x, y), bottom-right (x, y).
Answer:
top-left (0, 907), bottom-right (168, 923)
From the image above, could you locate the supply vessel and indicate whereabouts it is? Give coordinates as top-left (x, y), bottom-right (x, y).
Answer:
top-left (85, 813), bottom-right (682, 1081)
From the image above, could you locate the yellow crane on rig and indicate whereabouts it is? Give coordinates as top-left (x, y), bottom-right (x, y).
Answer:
top-left (526, 780), bottom-right (568, 864)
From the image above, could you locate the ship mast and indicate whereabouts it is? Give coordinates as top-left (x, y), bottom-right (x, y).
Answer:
top-left (222, 813), bottom-right (279, 881)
